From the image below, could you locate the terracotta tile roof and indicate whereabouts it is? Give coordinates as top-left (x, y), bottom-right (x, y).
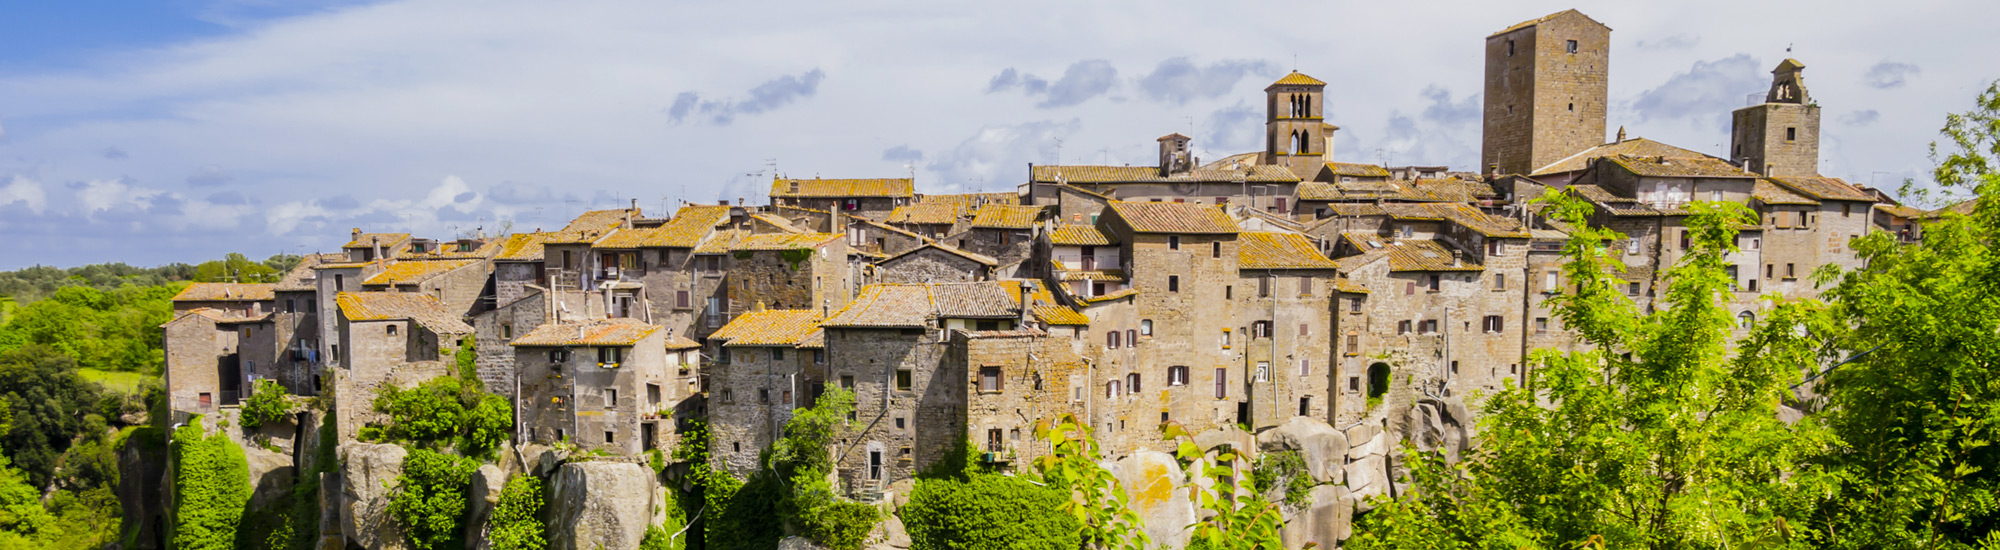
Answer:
top-left (173, 283), bottom-right (276, 302)
top-left (1270, 71), bottom-right (1326, 87)
top-left (1768, 176), bottom-right (1875, 202)
top-left (1605, 155), bottom-right (1756, 179)
top-left (1082, 288), bottom-right (1138, 304)
top-left (1380, 203), bottom-right (1447, 221)
top-left (363, 259), bottom-right (479, 286)
top-left (1055, 266), bottom-right (1127, 282)
top-left (1106, 201), bottom-right (1239, 234)
top-left (1325, 163), bottom-right (1390, 178)
top-left (562, 209), bottom-right (640, 233)
top-left (1405, 178), bottom-right (1501, 202)
top-left (1752, 179), bottom-right (1820, 206)
top-left (730, 232), bottom-right (840, 251)
top-left (748, 212), bottom-right (803, 233)
top-left (1433, 203), bottom-right (1531, 238)
top-left (1384, 240), bottom-right (1483, 272)
top-left (1031, 165), bottom-right (1299, 184)
top-left (335, 292), bottom-right (473, 333)
top-left (914, 193), bottom-right (1019, 218)
top-left (275, 254), bottom-right (346, 291)
top-left (1916, 199), bottom-right (1978, 220)
top-left (1032, 305), bottom-right (1090, 326)
top-left (343, 233), bottom-right (411, 250)
top-left (1295, 181), bottom-right (1343, 201)
top-left (509, 318), bottom-right (662, 347)
top-left (1492, 9), bottom-right (1606, 37)
top-left (1049, 224), bottom-right (1113, 246)
top-left (398, 239), bottom-right (500, 260)
top-left (886, 204), bottom-right (960, 225)
top-left (171, 308), bottom-right (270, 325)
top-left (823, 282), bottom-right (1025, 327)
top-left (883, 243), bottom-right (998, 267)
top-left (795, 329), bottom-right (826, 349)
top-left (1532, 137), bottom-right (1715, 176)
top-left (968, 204), bottom-right (1043, 229)
top-left (1237, 232), bottom-right (1339, 270)
top-left (1320, 204), bottom-right (1388, 217)
top-left (1333, 278), bottom-right (1369, 294)
top-left (1876, 203), bottom-right (1925, 218)
top-left (1564, 184), bottom-right (1662, 217)
top-left (496, 232), bottom-right (560, 261)
top-left (647, 205), bottom-right (734, 248)
top-left (693, 230), bottom-right (746, 254)
top-left (777, 204), bottom-right (829, 215)
top-left (711, 309), bottom-right (822, 346)
top-left (850, 217), bottom-right (928, 241)
top-left (771, 178), bottom-right (915, 198)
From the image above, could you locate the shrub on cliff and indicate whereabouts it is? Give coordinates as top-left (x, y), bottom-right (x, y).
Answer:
top-left (488, 475), bottom-right (546, 550)
top-left (168, 419), bottom-right (250, 550)
top-left (901, 472), bottom-right (1079, 550)
top-left (387, 449), bottom-right (479, 550)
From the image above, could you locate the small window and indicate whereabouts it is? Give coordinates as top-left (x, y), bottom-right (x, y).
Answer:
top-left (1349, 297), bottom-right (1363, 313)
top-left (759, 389), bottom-right (770, 404)
top-left (1252, 321), bottom-right (1270, 339)
top-left (1299, 277), bottom-right (1312, 296)
top-left (1214, 368), bottom-right (1228, 399)
top-left (1345, 333), bottom-right (1359, 354)
top-left (1299, 359), bottom-right (1310, 377)
top-left (1627, 239), bottom-right (1641, 255)
top-left (1140, 320), bottom-right (1153, 336)
top-left (1786, 263), bottom-right (1796, 278)
top-left (1168, 366), bottom-right (1188, 386)
top-left (813, 350), bottom-right (825, 364)
top-left (1258, 275), bottom-right (1271, 297)
top-left (1398, 320), bottom-right (1411, 335)
top-left (1628, 282), bottom-right (1641, 296)
top-left (1225, 286), bottom-right (1232, 299)
top-left (1168, 276), bottom-right (1180, 292)
top-left (1126, 329), bottom-right (1138, 346)
top-left (1786, 127), bottom-right (1797, 141)
top-left (1493, 274), bottom-right (1506, 291)
top-left (1212, 242), bottom-right (1221, 258)
top-left (1536, 317), bottom-right (1549, 333)
top-left (599, 347), bottom-right (623, 366)
top-left (896, 369), bottom-right (913, 391)
top-left (605, 431), bottom-right (615, 444)
top-left (896, 417), bottom-right (906, 429)
top-left (1298, 396), bottom-right (1311, 417)
top-left (1348, 377), bottom-right (1360, 393)
top-left (1483, 315), bottom-right (1504, 333)
top-left (1406, 282), bottom-right (1416, 295)
top-left (980, 366), bottom-right (1003, 392)
top-left (772, 348), bottom-right (785, 361)
top-left (1169, 236), bottom-right (1181, 250)
top-left (502, 323), bottom-right (513, 339)
top-left (1127, 373), bottom-right (1141, 393)
top-left (1565, 39), bottom-right (1578, 54)
top-left (387, 324), bottom-right (398, 336)
top-left (720, 389), bottom-right (734, 403)
top-left (605, 388), bottom-right (618, 408)
top-left (676, 290), bottom-right (691, 309)
top-left (841, 375), bottom-right (855, 389)
top-left (1298, 323), bottom-right (1309, 337)
top-left (1106, 380), bottom-right (1121, 399)
top-left (1107, 331), bottom-right (1121, 349)
top-left (1507, 39), bottom-right (1516, 57)
top-left (1221, 329), bottom-right (1232, 348)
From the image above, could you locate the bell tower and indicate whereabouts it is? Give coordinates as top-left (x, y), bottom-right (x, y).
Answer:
top-left (1730, 59), bottom-right (1821, 177)
top-left (1263, 71), bottom-right (1328, 178)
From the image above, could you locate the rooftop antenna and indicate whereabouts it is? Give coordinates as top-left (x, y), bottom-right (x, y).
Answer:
top-left (1292, 53), bottom-right (1298, 72)
top-left (1053, 137), bottom-right (1064, 165)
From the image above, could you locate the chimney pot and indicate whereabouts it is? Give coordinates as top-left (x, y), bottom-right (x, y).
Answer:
top-left (352, 228), bottom-right (364, 241)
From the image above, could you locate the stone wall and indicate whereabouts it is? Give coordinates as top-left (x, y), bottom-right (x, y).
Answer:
top-left (706, 345), bottom-right (807, 478)
top-left (826, 327), bottom-right (960, 495)
top-left (878, 248), bottom-right (986, 285)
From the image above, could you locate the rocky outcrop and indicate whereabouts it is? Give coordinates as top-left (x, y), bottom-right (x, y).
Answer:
top-left (546, 460), bottom-right (658, 550)
top-left (1280, 484), bottom-right (1352, 550)
top-left (1107, 450), bottom-right (1195, 549)
top-left (464, 464), bottom-right (508, 550)
top-left (339, 443), bottom-right (410, 550)
top-left (1257, 417), bottom-right (1349, 484)
top-left (116, 429), bottom-right (169, 550)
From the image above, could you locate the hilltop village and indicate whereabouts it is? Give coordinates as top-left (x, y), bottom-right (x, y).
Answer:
top-left (150, 9), bottom-right (1924, 550)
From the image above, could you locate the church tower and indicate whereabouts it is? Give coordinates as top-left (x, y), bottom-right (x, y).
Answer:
top-left (1481, 9), bottom-right (1610, 175)
top-left (1731, 59), bottom-right (1821, 177)
top-left (1263, 71), bottom-right (1328, 178)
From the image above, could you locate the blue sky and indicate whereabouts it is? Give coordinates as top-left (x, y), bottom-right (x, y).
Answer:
top-left (0, 0), bottom-right (1993, 269)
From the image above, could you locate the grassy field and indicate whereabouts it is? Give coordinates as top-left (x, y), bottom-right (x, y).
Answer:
top-left (79, 368), bottom-right (154, 394)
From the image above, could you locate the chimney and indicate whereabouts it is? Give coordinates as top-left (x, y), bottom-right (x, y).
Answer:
top-left (1616, 126), bottom-right (1627, 142)
top-left (1451, 248), bottom-right (1463, 267)
top-left (372, 236), bottom-right (383, 260)
top-left (352, 228), bottom-right (363, 242)
top-left (626, 199), bottom-right (637, 228)
top-left (1019, 281), bottom-right (1035, 326)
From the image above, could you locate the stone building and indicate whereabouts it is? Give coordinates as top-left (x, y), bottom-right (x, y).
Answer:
top-left (942, 204), bottom-right (1043, 266)
top-left (1732, 59), bottom-right (1821, 177)
top-left (1482, 9), bottom-right (1611, 175)
top-left (770, 178), bottom-right (915, 220)
top-left (164, 282), bottom-right (283, 415)
top-left (723, 232), bottom-right (852, 314)
top-left (1262, 72), bottom-right (1335, 178)
top-left (875, 243), bottom-right (997, 285)
top-left (330, 291), bottom-right (475, 441)
top-left (705, 308), bottom-right (823, 477)
top-left (846, 217), bottom-right (930, 258)
top-left (883, 204), bottom-right (960, 239)
top-left (510, 318), bottom-right (696, 455)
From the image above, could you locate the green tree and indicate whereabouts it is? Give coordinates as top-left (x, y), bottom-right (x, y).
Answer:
top-left (489, 475), bottom-right (547, 550)
top-left (192, 253), bottom-right (281, 284)
top-left (0, 451), bottom-right (58, 546)
top-left (0, 345), bottom-right (104, 487)
top-left (240, 379), bottom-right (291, 430)
top-left (901, 469), bottom-right (1082, 550)
top-left (1804, 80), bottom-right (2000, 548)
top-left (1350, 194), bottom-right (1832, 549)
top-left (388, 448), bottom-right (479, 550)
top-left (1029, 413), bottom-right (1146, 550)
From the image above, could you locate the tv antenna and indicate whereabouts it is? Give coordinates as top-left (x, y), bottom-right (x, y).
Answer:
top-left (1053, 138), bottom-right (1064, 165)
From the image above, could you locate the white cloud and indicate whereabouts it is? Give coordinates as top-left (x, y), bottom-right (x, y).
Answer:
top-left (0, 176), bottom-right (46, 213)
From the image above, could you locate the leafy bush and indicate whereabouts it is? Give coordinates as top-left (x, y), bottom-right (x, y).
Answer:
top-left (1251, 449), bottom-right (1313, 508)
top-left (489, 475), bottom-right (546, 550)
top-left (463, 394), bottom-right (513, 456)
top-left (0, 345), bottom-right (105, 487)
top-left (799, 499), bottom-right (877, 550)
top-left (639, 525), bottom-right (673, 550)
top-left (372, 378), bottom-right (467, 442)
top-left (388, 448), bottom-right (479, 550)
top-left (240, 379), bottom-right (290, 430)
top-left (169, 419), bottom-right (250, 550)
top-left (901, 472), bottom-right (1080, 550)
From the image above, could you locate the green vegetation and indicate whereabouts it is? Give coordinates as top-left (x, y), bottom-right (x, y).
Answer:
top-left (366, 337), bottom-right (514, 457)
top-left (489, 475), bottom-right (547, 550)
top-left (1165, 423), bottom-right (1284, 550)
top-left (902, 440), bottom-right (1080, 550)
top-left (169, 419), bottom-right (251, 550)
top-left (1251, 449), bottom-right (1313, 509)
top-left (686, 388), bottom-right (877, 550)
top-left (240, 379), bottom-right (291, 430)
top-left (79, 368), bottom-right (149, 394)
top-left (1028, 413), bottom-right (1147, 550)
top-left (388, 448), bottom-right (480, 550)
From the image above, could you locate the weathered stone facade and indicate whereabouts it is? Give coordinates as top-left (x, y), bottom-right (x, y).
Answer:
top-left (1482, 9), bottom-right (1610, 175)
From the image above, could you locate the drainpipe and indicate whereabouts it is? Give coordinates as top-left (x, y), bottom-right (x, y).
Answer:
top-left (1267, 267), bottom-right (1278, 429)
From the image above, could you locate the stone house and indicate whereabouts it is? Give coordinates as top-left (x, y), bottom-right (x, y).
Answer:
top-left (770, 178), bottom-right (915, 220)
top-left (359, 259), bottom-right (493, 318)
top-left (270, 254), bottom-right (345, 395)
top-left (1231, 231), bottom-right (1342, 428)
top-left (162, 308), bottom-right (266, 416)
top-left (846, 217), bottom-right (930, 258)
top-left (510, 318), bottom-right (694, 455)
top-left (330, 291), bottom-right (475, 441)
top-left (704, 308), bottom-right (823, 477)
top-left (1043, 224), bottom-right (1127, 299)
top-left (875, 243), bottom-right (997, 285)
top-left (1313, 163), bottom-right (1391, 184)
top-left (342, 230), bottom-right (412, 263)
top-left (942, 204), bottom-right (1043, 266)
top-left (723, 232), bottom-right (852, 315)
top-left (883, 204), bottom-right (961, 240)
top-left (1026, 163), bottom-right (1302, 215)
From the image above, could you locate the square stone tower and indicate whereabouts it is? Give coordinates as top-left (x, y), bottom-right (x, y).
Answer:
top-left (1263, 71), bottom-right (1329, 178)
top-left (1481, 9), bottom-right (1611, 175)
top-left (1731, 59), bottom-right (1821, 177)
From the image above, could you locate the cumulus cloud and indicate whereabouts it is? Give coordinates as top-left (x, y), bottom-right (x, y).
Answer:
top-left (316, 195), bottom-right (360, 210)
top-left (1201, 101), bottom-right (1263, 153)
top-left (1636, 34), bottom-right (1701, 49)
top-left (1631, 54), bottom-right (1763, 130)
top-left (666, 69), bottom-right (826, 125)
top-left (1840, 109), bottom-right (1880, 126)
top-left (102, 147), bottom-right (129, 160)
top-left (186, 164), bottom-right (233, 187)
top-left (926, 119), bottom-right (1082, 190)
top-left (1418, 86), bottom-right (1481, 127)
top-left (987, 61), bottom-right (1118, 109)
top-left (0, 176), bottom-right (47, 213)
top-left (881, 145), bottom-right (923, 163)
top-left (1864, 61), bottom-right (1920, 89)
top-left (1136, 58), bottom-right (1279, 105)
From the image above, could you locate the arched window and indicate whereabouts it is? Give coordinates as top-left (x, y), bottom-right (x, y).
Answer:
top-left (1367, 363), bottom-right (1391, 401)
top-left (1303, 95), bottom-right (1312, 118)
top-left (1738, 311), bottom-right (1755, 329)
